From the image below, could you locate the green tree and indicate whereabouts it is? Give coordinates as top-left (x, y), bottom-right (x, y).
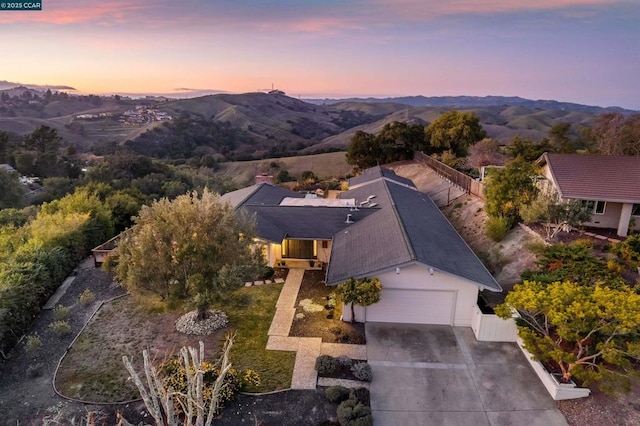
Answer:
top-left (425, 110), bottom-right (486, 156)
top-left (105, 188), bottom-right (146, 232)
top-left (504, 135), bottom-right (552, 161)
top-left (548, 122), bottom-right (577, 153)
top-left (0, 169), bottom-right (24, 209)
top-left (0, 131), bottom-right (10, 163)
top-left (346, 122), bottom-right (425, 169)
top-left (520, 189), bottom-right (592, 240)
top-left (346, 130), bottom-right (381, 170)
top-left (495, 280), bottom-right (640, 392)
top-left (336, 277), bottom-right (382, 323)
top-left (483, 158), bottom-right (537, 225)
top-left (115, 190), bottom-right (263, 318)
top-left (23, 125), bottom-right (62, 154)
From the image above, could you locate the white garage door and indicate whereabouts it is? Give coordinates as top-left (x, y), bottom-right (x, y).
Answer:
top-left (366, 289), bottom-right (455, 324)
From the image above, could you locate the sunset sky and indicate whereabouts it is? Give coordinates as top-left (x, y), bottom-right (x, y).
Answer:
top-left (1, 0), bottom-right (638, 108)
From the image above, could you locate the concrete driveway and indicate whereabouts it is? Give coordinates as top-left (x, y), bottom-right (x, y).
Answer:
top-left (366, 323), bottom-right (567, 426)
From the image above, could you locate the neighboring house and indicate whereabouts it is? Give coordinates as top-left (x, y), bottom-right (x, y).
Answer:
top-left (222, 166), bottom-right (501, 326)
top-left (0, 164), bottom-right (17, 173)
top-left (537, 153), bottom-right (640, 237)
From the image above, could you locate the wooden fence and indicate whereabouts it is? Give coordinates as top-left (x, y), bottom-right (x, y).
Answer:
top-left (414, 151), bottom-right (484, 199)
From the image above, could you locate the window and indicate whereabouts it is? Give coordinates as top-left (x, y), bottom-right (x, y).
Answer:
top-left (633, 204), bottom-right (640, 216)
top-left (581, 200), bottom-right (606, 215)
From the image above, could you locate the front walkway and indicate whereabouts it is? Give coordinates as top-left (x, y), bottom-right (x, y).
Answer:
top-left (266, 268), bottom-right (367, 389)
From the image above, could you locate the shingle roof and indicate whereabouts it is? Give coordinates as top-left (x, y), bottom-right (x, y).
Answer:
top-left (326, 176), bottom-right (501, 291)
top-left (245, 205), bottom-right (377, 242)
top-left (225, 169), bottom-right (501, 292)
top-left (220, 183), bottom-right (303, 209)
top-left (542, 153), bottom-right (640, 203)
top-left (348, 166), bottom-right (416, 189)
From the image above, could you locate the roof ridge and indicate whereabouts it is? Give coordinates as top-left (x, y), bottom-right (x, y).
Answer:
top-left (382, 180), bottom-right (417, 260)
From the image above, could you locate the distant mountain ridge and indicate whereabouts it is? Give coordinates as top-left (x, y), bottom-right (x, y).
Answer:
top-left (0, 80), bottom-right (76, 92)
top-left (0, 91), bottom-right (631, 160)
top-left (304, 95), bottom-right (635, 114)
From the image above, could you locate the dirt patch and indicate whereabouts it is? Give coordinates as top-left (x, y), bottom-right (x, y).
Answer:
top-left (289, 270), bottom-right (366, 345)
top-left (56, 296), bottom-right (226, 402)
top-left (0, 257), bottom-right (135, 423)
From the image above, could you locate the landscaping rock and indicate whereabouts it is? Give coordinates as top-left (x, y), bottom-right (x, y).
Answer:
top-left (175, 310), bottom-right (229, 335)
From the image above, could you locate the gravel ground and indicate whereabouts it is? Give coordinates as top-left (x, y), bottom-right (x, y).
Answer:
top-left (0, 257), bottom-right (147, 424)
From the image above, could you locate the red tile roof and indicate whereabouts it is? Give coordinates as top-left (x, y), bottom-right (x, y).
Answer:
top-left (542, 153), bottom-right (640, 203)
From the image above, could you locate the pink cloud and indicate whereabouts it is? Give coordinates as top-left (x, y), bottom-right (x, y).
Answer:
top-left (375, 0), bottom-right (616, 18)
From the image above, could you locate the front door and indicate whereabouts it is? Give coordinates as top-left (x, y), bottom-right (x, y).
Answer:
top-left (283, 239), bottom-right (315, 259)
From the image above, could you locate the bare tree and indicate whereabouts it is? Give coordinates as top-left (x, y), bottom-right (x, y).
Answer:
top-left (593, 112), bottom-right (640, 156)
top-left (119, 334), bottom-right (234, 426)
top-left (465, 138), bottom-right (504, 169)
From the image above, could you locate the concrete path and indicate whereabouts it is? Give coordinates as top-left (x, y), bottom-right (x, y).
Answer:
top-left (367, 323), bottom-right (567, 426)
top-left (266, 268), bottom-right (367, 390)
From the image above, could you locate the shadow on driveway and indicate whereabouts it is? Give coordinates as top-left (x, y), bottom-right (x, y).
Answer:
top-left (366, 323), bottom-right (567, 426)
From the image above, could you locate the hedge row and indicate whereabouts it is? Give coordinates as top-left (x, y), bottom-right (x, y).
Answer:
top-left (0, 190), bottom-right (114, 357)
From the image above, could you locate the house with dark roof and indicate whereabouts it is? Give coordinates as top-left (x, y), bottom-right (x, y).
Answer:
top-left (537, 153), bottom-right (640, 236)
top-left (222, 166), bottom-right (501, 325)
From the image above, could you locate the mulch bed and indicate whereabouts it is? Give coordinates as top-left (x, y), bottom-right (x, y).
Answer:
top-left (318, 359), bottom-right (367, 381)
top-left (216, 389), bottom-right (339, 426)
top-left (288, 270), bottom-right (366, 345)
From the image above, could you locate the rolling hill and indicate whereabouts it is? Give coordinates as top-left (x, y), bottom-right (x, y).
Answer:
top-left (0, 88), bottom-right (627, 159)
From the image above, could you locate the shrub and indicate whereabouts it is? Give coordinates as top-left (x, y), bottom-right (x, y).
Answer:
top-left (315, 355), bottom-right (339, 376)
top-left (607, 260), bottom-right (624, 274)
top-left (485, 216), bottom-right (511, 242)
top-left (616, 234), bottom-right (640, 264)
top-left (337, 398), bottom-right (372, 426)
top-left (337, 355), bottom-right (352, 366)
top-left (262, 266), bottom-right (275, 279)
top-left (26, 363), bottom-right (43, 378)
top-left (52, 304), bottom-right (71, 322)
top-left (24, 334), bottom-right (42, 357)
top-left (78, 288), bottom-right (95, 306)
top-left (49, 320), bottom-right (71, 337)
top-left (326, 292), bottom-right (338, 310)
top-left (350, 362), bottom-right (373, 382)
top-left (162, 357), bottom-right (260, 412)
top-left (349, 387), bottom-right (371, 406)
top-left (325, 385), bottom-right (350, 403)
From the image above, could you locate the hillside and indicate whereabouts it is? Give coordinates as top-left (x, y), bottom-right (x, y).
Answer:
top-left (214, 151), bottom-right (351, 187)
top-left (306, 104), bottom-right (597, 152)
top-left (306, 95), bottom-right (635, 114)
top-left (0, 89), bottom-right (622, 159)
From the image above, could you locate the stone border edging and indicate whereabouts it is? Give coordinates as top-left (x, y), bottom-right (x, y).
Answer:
top-left (52, 293), bottom-right (143, 406)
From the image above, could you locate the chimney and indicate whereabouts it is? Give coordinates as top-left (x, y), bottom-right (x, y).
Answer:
top-left (255, 173), bottom-right (274, 185)
top-left (345, 214), bottom-right (354, 224)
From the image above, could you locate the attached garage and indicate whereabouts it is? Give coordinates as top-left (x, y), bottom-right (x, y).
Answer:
top-left (365, 289), bottom-right (456, 325)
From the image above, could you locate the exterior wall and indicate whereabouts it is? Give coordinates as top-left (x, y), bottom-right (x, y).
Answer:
top-left (267, 243), bottom-right (282, 267)
top-left (316, 241), bottom-right (331, 264)
top-left (359, 264), bottom-right (480, 326)
top-left (541, 163), bottom-right (638, 234)
top-left (584, 201), bottom-right (621, 229)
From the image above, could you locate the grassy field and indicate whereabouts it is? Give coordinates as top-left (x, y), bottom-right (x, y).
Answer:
top-left (56, 284), bottom-right (295, 402)
top-left (217, 151), bottom-right (351, 187)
